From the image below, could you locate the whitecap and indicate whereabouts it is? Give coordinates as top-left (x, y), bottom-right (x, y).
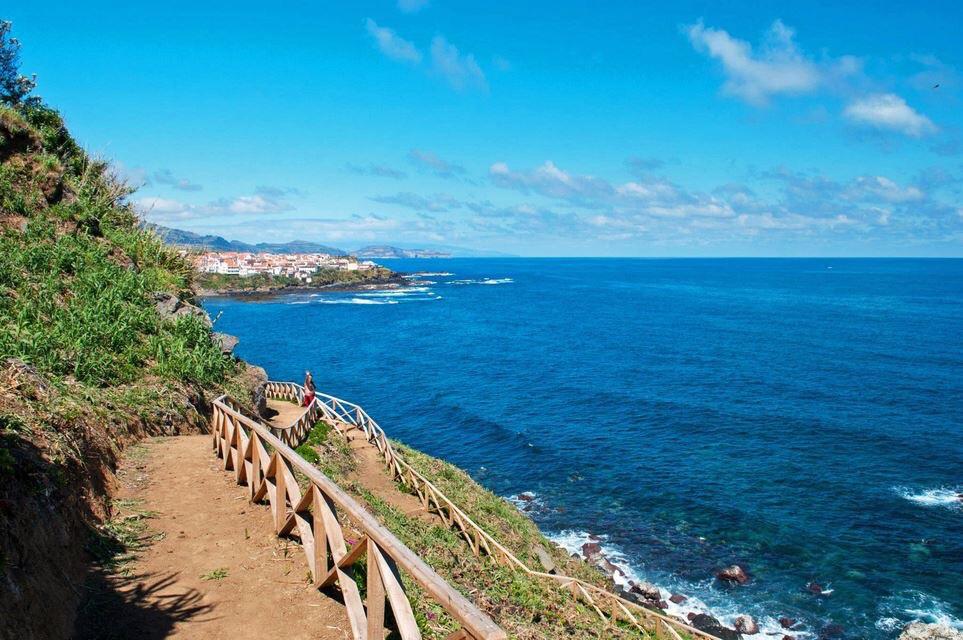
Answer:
top-left (894, 486), bottom-right (961, 509)
top-left (317, 297), bottom-right (399, 305)
top-left (355, 287), bottom-right (431, 298)
top-left (447, 277), bottom-right (513, 286)
top-left (877, 591), bottom-right (963, 633)
top-left (547, 529), bottom-right (814, 638)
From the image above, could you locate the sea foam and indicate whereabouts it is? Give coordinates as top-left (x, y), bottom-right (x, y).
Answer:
top-left (894, 486), bottom-right (961, 509)
top-left (545, 529), bottom-right (812, 638)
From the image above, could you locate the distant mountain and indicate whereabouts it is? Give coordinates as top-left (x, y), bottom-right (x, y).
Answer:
top-left (148, 224), bottom-right (514, 258)
top-left (355, 245), bottom-right (451, 259)
top-left (147, 224), bottom-right (347, 255)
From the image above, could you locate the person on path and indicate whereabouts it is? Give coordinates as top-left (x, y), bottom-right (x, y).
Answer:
top-left (303, 370), bottom-right (316, 407)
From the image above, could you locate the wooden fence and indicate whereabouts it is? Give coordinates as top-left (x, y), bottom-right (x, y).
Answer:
top-left (264, 382), bottom-right (720, 640)
top-left (211, 395), bottom-right (506, 640)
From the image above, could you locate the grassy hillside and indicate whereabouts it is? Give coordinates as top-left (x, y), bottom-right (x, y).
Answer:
top-left (0, 35), bottom-right (257, 637)
top-left (297, 422), bottom-right (653, 640)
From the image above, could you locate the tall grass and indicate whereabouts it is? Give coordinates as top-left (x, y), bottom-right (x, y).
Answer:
top-left (0, 101), bottom-right (235, 388)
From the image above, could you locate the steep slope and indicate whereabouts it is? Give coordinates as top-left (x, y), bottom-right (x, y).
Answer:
top-left (0, 100), bottom-right (261, 638)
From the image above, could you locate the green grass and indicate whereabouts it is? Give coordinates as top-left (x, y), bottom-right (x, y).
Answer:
top-left (289, 425), bottom-right (646, 639)
top-left (86, 498), bottom-right (161, 575)
top-left (295, 420), bottom-right (332, 464)
top-left (200, 567), bottom-right (229, 581)
top-left (0, 103), bottom-right (237, 389)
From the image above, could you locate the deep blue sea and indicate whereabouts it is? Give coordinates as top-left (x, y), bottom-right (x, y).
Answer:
top-left (204, 259), bottom-right (963, 639)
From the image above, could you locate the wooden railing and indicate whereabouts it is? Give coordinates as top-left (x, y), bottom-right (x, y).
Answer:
top-left (267, 382), bottom-right (720, 640)
top-left (211, 395), bottom-right (506, 640)
top-left (259, 381), bottom-right (323, 447)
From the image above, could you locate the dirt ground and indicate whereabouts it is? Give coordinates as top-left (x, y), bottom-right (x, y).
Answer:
top-left (73, 399), bottom-right (461, 640)
top-left (74, 434), bottom-right (351, 640)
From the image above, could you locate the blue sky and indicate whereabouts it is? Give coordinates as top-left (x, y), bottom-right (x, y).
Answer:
top-left (8, 1), bottom-right (963, 256)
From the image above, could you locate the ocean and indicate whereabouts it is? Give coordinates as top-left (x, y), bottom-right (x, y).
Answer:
top-left (203, 258), bottom-right (963, 639)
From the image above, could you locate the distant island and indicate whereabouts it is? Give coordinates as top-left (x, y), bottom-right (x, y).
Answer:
top-left (355, 245), bottom-right (451, 259)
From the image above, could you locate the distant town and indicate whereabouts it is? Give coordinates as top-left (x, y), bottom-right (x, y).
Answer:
top-left (194, 251), bottom-right (380, 281)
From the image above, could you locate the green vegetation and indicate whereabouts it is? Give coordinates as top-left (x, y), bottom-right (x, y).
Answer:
top-left (0, 104), bottom-right (235, 387)
top-left (197, 266), bottom-right (396, 293)
top-left (295, 420), bottom-right (332, 464)
top-left (200, 567), bottom-right (229, 581)
top-left (86, 498), bottom-right (161, 575)
top-left (0, 26), bottom-right (254, 636)
top-left (296, 424), bottom-right (647, 639)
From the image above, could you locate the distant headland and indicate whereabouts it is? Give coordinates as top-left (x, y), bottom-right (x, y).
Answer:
top-left (147, 223), bottom-right (516, 259)
top-left (148, 223), bottom-right (451, 258)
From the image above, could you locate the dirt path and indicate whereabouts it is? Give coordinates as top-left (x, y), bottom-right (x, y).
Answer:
top-left (263, 399), bottom-right (430, 523)
top-left (76, 435), bottom-right (350, 640)
top-left (266, 398), bottom-right (308, 428)
top-left (339, 425), bottom-right (435, 524)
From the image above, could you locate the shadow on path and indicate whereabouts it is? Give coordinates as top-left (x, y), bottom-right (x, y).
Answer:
top-left (75, 569), bottom-right (214, 640)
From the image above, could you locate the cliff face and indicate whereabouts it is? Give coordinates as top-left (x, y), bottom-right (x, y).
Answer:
top-left (0, 102), bottom-right (252, 638)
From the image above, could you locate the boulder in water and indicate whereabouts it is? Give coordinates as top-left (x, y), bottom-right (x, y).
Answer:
top-left (628, 580), bottom-right (662, 602)
top-left (734, 615), bottom-right (759, 634)
top-left (779, 617), bottom-right (797, 629)
top-left (669, 593), bottom-right (688, 605)
top-left (716, 564), bottom-right (750, 584)
top-left (581, 541), bottom-right (602, 561)
top-left (900, 622), bottom-right (963, 640)
top-left (688, 613), bottom-right (742, 640)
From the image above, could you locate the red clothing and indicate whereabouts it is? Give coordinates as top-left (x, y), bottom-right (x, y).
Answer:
top-left (303, 390), bottom-right (315, 406)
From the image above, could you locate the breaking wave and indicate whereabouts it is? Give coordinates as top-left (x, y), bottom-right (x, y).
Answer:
top-left (448, 277), bottom-right (514, 286)
top-left (894, 486), bottom-right (961, 509)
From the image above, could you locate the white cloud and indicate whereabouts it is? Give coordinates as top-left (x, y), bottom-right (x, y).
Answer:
top-left (490, 161), bottom-right (612, 202)
top-left (153, 169), bottom-right (202, 191)
top-left (365, 18), bottom-right (422, 64)
top-left (218, 194), bottom-right (287, 214)
top-left (135, 197), bottom-right (194, 218)
top-left (397, 0), bottom-right (429, 13)
top-left (134, 186), bottom-right (295, 222)
top-left (686, 19), bottom-right (826, 105)
top-left (843, 93), bottom-right (937, 137)
top-left (846, 176), bottom-right (924, 203)
top-left (408, 148), bottom-right (466, 178)
top-left (430, 36), bottom-right (487, 91)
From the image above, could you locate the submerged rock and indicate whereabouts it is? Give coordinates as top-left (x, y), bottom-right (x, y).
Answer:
top-left (716, 564), bottom-right (750, 585)
top-left (734, 615), bottom-right (759, 634)
top-left (820, 623), bottom-right (846, 638)
top-left (779, 617), bottom-right (797, 629)
top-left (900, 622), bottom-right (963, 640)
top-left (688, 613), bottom-right (742, 640)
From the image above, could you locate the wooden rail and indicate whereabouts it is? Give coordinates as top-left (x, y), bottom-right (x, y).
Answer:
top-left (211, 395), bottom-right (506, 640)
top-left (265, 382), bottom-right (720, 640)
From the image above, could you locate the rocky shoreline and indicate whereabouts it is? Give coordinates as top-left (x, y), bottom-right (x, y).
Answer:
top-left (197, 273), bottom-right (411, 300)
top-left (556, 531), bottom-right (963, 640)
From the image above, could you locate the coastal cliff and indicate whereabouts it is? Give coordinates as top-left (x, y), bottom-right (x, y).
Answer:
top-left (0, 43), bottom-right (637, 640)
top-left (0, 93), bottom-right (267, 637)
